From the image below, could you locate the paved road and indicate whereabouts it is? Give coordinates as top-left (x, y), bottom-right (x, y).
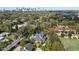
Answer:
top-left (3, 22), bottom-right (28, 51)
top-left (3, 35), bottom-right (22, 51)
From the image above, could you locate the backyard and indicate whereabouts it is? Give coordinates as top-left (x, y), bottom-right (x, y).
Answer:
top-left (60, 37), bottom-right (79, 51)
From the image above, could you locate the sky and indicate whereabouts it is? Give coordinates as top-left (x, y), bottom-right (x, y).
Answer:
top-left (0, 0), bottom-right (79, 7)
top-left (0, 0), bottom-right (79, 10)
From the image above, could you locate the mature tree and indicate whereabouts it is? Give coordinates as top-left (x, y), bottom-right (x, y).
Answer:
top-left (43, 32), bottom-right (64, 51)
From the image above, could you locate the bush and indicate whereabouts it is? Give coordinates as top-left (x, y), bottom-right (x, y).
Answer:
top-left (61, 33), bottom-right (65, 37)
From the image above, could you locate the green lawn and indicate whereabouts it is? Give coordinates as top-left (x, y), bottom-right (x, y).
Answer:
top-left (60, 37), bottom-right (79, 51)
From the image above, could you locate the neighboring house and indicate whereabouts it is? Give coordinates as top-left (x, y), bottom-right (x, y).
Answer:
top-left (76, 12), bottom-right (79, 17)
top-left (50, 25), bottom-right (79, 39)
top-left (12, 22), bottom-right (28, 29)
top-left (62, 13), bottom-right (72, 17)
top-left (0, 32), bottom-right (10, 40)
top-left (71, 34), bottom-right (79, 39)
top-left (23, 43), bottom-right (34, 51)
top-left (35, 19), bottom-right (42, 23)
top-left (0, 37), bottom-right (4, 40)
top-left (50, 25), bottom-right (76, 36)
top-left (0, 32), bottom-right (10, 37)
top-left (64, 36), bottom-right (69, 39)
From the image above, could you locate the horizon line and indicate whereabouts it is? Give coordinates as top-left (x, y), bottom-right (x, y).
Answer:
top-left (0, 7), bottom-right (79, 11)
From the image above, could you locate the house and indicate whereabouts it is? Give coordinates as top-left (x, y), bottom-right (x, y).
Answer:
top-left (76, 12), bottom-right (79, 17)
top-left (62, 13), bottom-right (72, 16)
top-left (50, 25), bottom-right (76, 36)
top-left (23, 43), bottom-right (34, 51)
top-left (0, 32), bottom-right (10, 40)
top-left (30, 32), bottom-right (44, 42)
top-left (0, 32), bottom-right (10, 37)
top-left (71, 34), bottom-right (79, 39)
top-left (12, 22), bottom-right (28, 29)
top-left (30, 26), bottom-right (45, 42)
top-left (0, 37), bottom-right (4, 40)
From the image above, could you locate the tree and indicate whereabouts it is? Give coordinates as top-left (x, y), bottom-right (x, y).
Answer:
top-left (42, 32), bottom-right (64, 51)
top-left (6, 33), bottom-right (18, 41)
top-left (61, 33), bottom-right (65, 37)
top-left (68, 32), bottom-right (72, 38)
top-left (61, 20), bottom-right (75, 26)
top-left (75, 24), bottom-right (79, 34)
top-left (20, 37), bottom-right (27, 47)
top-left (49, 19), bottom-right (58, 27)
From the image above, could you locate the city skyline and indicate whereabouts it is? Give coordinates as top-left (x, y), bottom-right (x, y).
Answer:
top-left (0, 7), bottom-right (79, 11)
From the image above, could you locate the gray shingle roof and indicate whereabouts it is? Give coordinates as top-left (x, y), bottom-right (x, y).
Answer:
top-left (0, 37), bottom-right (4, 40)
top-left (30, 32), bottom-right (44, 41)
top-left (0, 32), bottom-right (10, 37)
top-left (24, 43), bottom-right (34, 51)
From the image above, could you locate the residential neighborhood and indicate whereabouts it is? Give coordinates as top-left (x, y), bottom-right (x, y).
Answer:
top-left (0, 7), bottom-right (79, 51)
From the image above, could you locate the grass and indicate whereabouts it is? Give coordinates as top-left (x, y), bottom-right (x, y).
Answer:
top-left (60, 37), bottom-right (79, 51)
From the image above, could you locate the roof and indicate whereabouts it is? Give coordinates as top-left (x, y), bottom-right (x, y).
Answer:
top-left (24, 43), bottom-right (34, 51)
top-left (12, 22), bottom-right (28, 29)
top-left (63, 13), bottom-right (71, 16)
top-left (0, 32), bottom-right (10, 37)
top-left (30, 32), bottom-right (44, 41)
top-left (0, 37), bottom-right (4, 40)
top-left (51, 25), bottom-right (76, 32)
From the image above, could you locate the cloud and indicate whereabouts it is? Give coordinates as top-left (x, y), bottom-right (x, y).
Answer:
top-left (0, 0), bottom-right (79, 7)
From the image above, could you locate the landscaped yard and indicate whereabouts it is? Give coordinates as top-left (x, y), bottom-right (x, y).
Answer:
top-left (60, 37), bottom-right (79, 51)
